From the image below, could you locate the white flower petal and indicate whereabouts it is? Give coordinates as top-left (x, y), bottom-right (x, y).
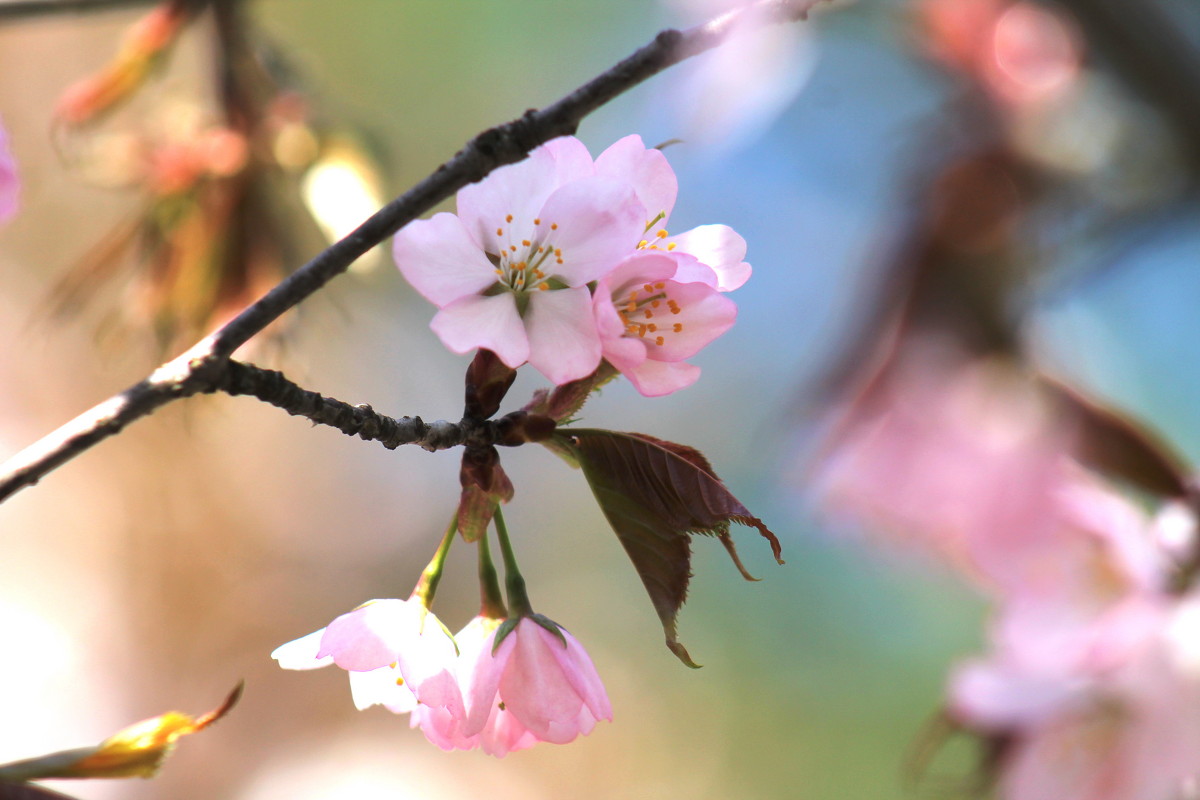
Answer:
top-left (526, 287), bottom-right (603, 385)
top-left (393, 212), bottom-right (499, 307)
top-left (271, 628), bottom-right (334, 670)
top-left (431, 293), bottom-right (529, 368)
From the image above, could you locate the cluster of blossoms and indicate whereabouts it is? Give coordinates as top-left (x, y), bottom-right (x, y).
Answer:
top-left (273, 598), bottom-right (610, 757)
top-left (392, 134), bottom-right (748, 395)
top-left (818, 350), bottom-right (1200, 799)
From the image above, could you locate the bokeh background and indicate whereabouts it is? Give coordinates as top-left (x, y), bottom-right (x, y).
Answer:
top-left (1, 0), bottom-right (1198, 798)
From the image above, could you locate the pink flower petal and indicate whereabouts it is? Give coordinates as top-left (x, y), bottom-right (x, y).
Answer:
top-left (459, 621), bottom-right (511, 738)
top-left (393, 212), bottom-right (499, 307)
top-left (541, 136), bottom-right (596, 184)
top-left (548, 627), bottom-right (613, 722)
top-left (271, 628), bottom-right (334, 670)
top-left (317, 599), bottom-right (420, 671)
top-left (624, 359), bottom-right (701, 397)
top-left (536, 177), bottom-right (646, 285)
top-left (593, 281), bottom-right (649, 372)
top-left (526, 287), bottom-right (603, 385)
top-left (594, 134), bottom-right (678, 223)
top-left (430, 293), bottom-right (528, 368)
top-left (457, 145), bottom-right (563, 253)
top-left (643, 280), bottom-right (736, 362)
top-left (605, 251), bottom-right (680, 292)
top-left (667, 224), bottom-right (752, 291)
top-left (498, 621), bottom-right (589, 742)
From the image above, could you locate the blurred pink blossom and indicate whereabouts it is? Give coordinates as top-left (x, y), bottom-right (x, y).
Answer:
top-left (815, 348), bottom-right (1073, 572)
top-left (664, 1), bottom-right (819, 150)
top-left (952, 595), bottom-right (1200, 800)
top-left (0, 119), bottom-right (18, 224)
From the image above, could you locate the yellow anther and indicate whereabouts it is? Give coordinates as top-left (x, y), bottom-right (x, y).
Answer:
top-left (651, 300), bottom-right (661, 308)
top-left (505, 214), bottom-right (513, 223)
top-left (554, 248), bottom-right (563, 257)
top-left (673, 323), bottom-right (683, 332)
top-left (656, 230), bottom-right (667, 239)
top-left (494, 268), bottom-right (503, 275)
top-left (643, 283), bottom-right (654, 293)
top-left (654, 282), bottom-right (665, 289)
top-left (538, 247), bottom-right (545, 253)
top-left (644, 310), bottom-right (654, 319)
top-left (534, 217), bottom-right (541, 225)
top-left (637, 239), bottom-right (649, 249)
top-left (648, 323), bottom-right (658, 332)
top-left (667, 243), bottom-right (677, 251)
top-left (625, 301), bottom-right (638, 313)
top-left (510, 245), bottom-right (518, 252)
top-left (556, 258), bottom-right (563, 264)
top-left (649, 245), bottom-right (659, 250)
top-left (638, 325), bottom-right (647, 337)
top-left (538, 282), bottom-right (550, 290)
top-left (655, 336), bottom-right (665, 346)
top-left (396, 677), bottom-right (405, 686)
top-left (496, 228), bottom-right (503, 236)
top-left (522, 240), bottom-right (531, 247)
top-left (550, 222), bottom-right (558, 230)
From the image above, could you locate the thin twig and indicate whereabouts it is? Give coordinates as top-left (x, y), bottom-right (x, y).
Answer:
top-left (0, 0), bottom-right (829, 503)
top-left (0, 0), bottom-right (158, 20)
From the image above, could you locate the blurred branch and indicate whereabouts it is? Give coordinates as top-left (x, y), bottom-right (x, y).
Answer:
top-left (1058, 0), bottom-right (1200, 174)
top-left (0, 0), bottom-right (170, 22)
top-left (0, 0), bottom-right (831, 504)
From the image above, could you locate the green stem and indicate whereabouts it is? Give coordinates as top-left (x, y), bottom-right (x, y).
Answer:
top-left (493, 506), bottom-right (533, 617)
top-left (412, 513), bottom-right (457, 608)
top-left (477, 520), bottom-right (508, 619)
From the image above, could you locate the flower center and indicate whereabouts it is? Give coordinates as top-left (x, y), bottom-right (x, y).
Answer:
top-left (490, 214), bottom-right (565, 294)
top-left (614, 281), bottom-right (685, 349)
top-left (636, 212), bottom-right (677, 253)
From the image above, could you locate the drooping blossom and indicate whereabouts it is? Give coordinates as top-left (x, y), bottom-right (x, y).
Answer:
top-left (593, 251), bottom-right (737, 396)
top-left (393, 137), bottom-right (646, 385)
top-left (594, 134), bottom-right (752, 292)
top-left (0, 119), bottom-right (18, 225)
top-left (454, 615), bottom-right (612, 757)
top-left (271, 598), bottom-right (460, 720)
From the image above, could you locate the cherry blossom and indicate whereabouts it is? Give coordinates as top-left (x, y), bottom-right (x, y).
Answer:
top-left (271, 598), bottom-right (460, 718)
top-left (593, 251), bottom-right (737, 396)
top-left (456, 615), bottom-right (611, 756)
top-left (0, 119), bottom-right (18, 224)
top-left (594, 134), bottom-right (752, 292)
top-left (393, 137), bottom-right (646, 385)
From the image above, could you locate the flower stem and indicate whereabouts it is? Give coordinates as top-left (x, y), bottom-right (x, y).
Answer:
top-left (493, 506), bottom-right (534, 617)
top-left (412, 513), bottom-right (457, 608)
top-left (477, 519), bottom-right (508, 620)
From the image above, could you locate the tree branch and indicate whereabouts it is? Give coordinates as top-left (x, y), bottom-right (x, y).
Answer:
top-left (217, 361), bottom-right (528, 452)
top-left (0, 0), bottom-right (829, 504)
top-left (0, 0), bottom-right (159, 21)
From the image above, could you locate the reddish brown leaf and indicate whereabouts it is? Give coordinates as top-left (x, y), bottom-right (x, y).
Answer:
top-left (564, 429), bottom-right (782, 666)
